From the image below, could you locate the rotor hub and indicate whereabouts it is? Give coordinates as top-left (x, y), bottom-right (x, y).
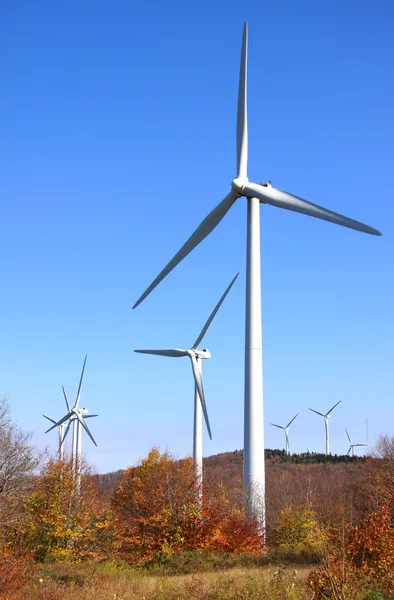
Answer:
top-left (231, 176), bottom-right (248, 196)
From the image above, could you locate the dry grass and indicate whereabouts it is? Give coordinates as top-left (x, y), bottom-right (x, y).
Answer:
top-left (15, 561), bottom-right (312, 600)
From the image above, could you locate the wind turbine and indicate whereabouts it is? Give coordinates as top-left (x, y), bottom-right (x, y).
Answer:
top-left (132, 23), bottom-right (381, 527)
top-left (345, 428), bottom-right (367, 457)
top-left (271, 413), bottom-right (298, 456)
top-left (309, 401), bottom-right (341, 455)
top-left (45, 356), bottom-right (98, 485)
top-left (135, 273), bottom-right (238, 488)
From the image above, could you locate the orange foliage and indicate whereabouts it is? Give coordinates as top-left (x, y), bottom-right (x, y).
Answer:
top-left (113, 447), bottom-right (262, 563)
top-left (0, 543), bottom-right (34, 599)
top-left (309, 503), bottom-right (394, 598)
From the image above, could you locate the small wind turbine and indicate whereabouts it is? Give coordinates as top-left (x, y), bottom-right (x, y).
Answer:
top-left (133, 22), bottom-right (381, 527)
top-left (309, 401), bottom-right (341, 455)
top-left (135, 274), bottom-right (238, 487)
top-left (271, 413), bottom-right (298, 455)
top-left (345, 428), bottom-right (367, 456)
top-left (45, 356), bottom-right (98, 485)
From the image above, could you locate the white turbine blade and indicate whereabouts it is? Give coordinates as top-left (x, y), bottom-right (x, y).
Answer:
top-left (192, 273), bottom-right (239, 349)
top-left (241, 182), bottom-right (382, 236)
top-left (326, 400), bottom-right (342, 416)
top-left (43, 414), bottom-right (57, 425)
top-left (309, 408), bottom-right (325, 417)
top-left (84, 414), bottom-right (98, 418)
top-left (75, 355), bottom-right (87, 409)
top-left (286, 413), bottom-right (299, 428)
top-left (347, 446), bottom-right (351, 456)
top-left (62, 385), bottom-right (70, 412)
top-left (271, 423), bottom-right (285, 430)
top-left (45, 411), bottom-right (73, 433)
top-left (133, 192), bottom-right (238, 309)
top-left (345, 428), bottom-right (352, 444)
top-left (190, 355), bottom-right (212, 440)
top-left (76, 412), bottom-right (97, 447)
top-left (135, 348), bottom-right (188, 358)
top-left (354, 444), bottom-right (367, 447)
top-left (236, 22), bottom-right (248, 178)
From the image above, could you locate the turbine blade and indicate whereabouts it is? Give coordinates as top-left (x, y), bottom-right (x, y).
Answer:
top-left (271, 423), bottom-right (285, 429)
top-left (236, 22), bottom-right (248, 178)
top-left (190, 355), bottom-right (212, 440)
top-left (192, 273), bottom-right (239, 349)
top-left (345, 428), bottom-right (352, 444)
top-left (326, 400), bottom-right (341, 416)
top-left (309, 408), bottom-right (325, 417)
top-left (133, 192), bottom-right (238, 309)
top-left (241, 182), bottom-right (382, 237)
top-left (354, 444), bottom-right (367, 447)
top-left (75, 355), bottom-right (87, 409)
top-left (62, 385), bottom-right (70, 412)
top-left (76, 412), bottom-right (97, 447)
top-left (347, 447), bottom-right (351, 456)
top-left (134, 348), bottom-right (188, 358)
top-left (45, 411), bottom-right (73, 433)
top-left (286, 413), bottom-right (299, 428)
top-left (62, 420), bottom-right (72, 441)
top-left (43, 414), bottom-right (57, 425)
top-left (84, 414), bottom-right (98, 419)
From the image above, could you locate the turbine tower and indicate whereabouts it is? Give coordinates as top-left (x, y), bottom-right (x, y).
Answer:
top-left (309, 401), bottom-right (341, 455)
top-left (132, 23), bottom-right (381, 528)
top-left (271, 413), bottom-right (298, 455)
top-left (346, 428), bottom-right (367, 456)
top-left (135, 274), bottom-right (238, 488)
top-left (45, 356), bottom-right (98, 486)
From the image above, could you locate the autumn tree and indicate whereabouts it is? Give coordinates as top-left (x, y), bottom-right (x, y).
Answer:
top-left (23, 457), bottom-right (114, 561)
top-left (113, 447), bottom-right (262, 564)
top-left (113, 447), bottom-right (201, 562)
top-left (0, 397), bottom-right (38, 529)
top-left (0, 398), bottom-right (38, 595)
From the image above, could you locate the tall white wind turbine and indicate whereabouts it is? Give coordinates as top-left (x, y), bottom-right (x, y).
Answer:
top-left (309, 401), bottom-right (341, 455)
top-left (346, 428), bottom-right (367, 457)
top-left (132, 23), bottom-right (381, 527)
top-left (135, 274), bottom-right (238, 488)
top-left (271, 413), bottom-right (298, 456)
top-left (45, 356), bottom-right (98, 485)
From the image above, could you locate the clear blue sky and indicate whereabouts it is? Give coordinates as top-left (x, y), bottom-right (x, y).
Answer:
top-left (1, 1), bottom-right (392, 472)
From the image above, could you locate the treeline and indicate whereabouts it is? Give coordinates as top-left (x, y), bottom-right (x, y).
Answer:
top-left (265, 448), bottom-right (366, 463)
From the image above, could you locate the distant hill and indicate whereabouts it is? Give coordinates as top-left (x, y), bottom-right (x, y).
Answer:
top-left (97, 449), bottom-right (365, 507)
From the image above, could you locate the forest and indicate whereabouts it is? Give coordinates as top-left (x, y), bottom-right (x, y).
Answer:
top-left (1, 396), bottom-right (393, 600)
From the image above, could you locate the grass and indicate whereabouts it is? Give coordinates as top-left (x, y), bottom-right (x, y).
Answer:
top-left (17, 560), bottom-right (313, 600)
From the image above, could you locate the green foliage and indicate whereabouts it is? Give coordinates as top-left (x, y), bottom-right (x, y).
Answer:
top-left (265, 448), bottom-right (365, 464)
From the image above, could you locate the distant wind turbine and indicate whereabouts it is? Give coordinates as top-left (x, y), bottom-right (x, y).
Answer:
top-left (135, 274), bottom-right (238, 487)
top-left (271, 413), bottom-right (298, 455)
top-left (132, 22), bottom-right (381, 528)
top-left (309, 401), bottom-right (341, 455)
top-left (45, 356), bottom-right (98, 486)
top-left (346, 428), bottom-right (367, 456)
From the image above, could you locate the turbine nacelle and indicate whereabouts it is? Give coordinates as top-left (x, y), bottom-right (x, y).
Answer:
top-left (188, 348), bottom-right (211, 360)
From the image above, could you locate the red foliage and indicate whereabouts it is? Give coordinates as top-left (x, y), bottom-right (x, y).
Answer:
top-left (0, 544), bottom-right (34, 599)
